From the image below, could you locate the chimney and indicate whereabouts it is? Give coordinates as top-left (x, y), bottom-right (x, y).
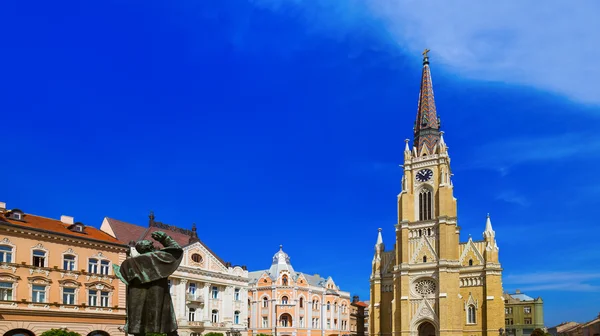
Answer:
top-left (0, 202), bottom-right (6, 210)
top-left (515, 289), bottom-right (521, 294)
top-left (61, 215), bottom-right (74, 225)
top-left (352, 296), bottom-right (359, 303)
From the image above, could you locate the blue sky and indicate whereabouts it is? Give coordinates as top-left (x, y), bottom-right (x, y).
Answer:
top-left (1, 0), bottom-right (599, 327)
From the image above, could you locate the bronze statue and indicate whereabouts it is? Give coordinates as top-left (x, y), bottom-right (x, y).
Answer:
top-left (114, 231), bottom-right (183, 336)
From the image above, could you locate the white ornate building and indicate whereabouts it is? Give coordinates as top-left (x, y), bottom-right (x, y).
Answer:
top-left (101, 214), bottom-right (250, 336)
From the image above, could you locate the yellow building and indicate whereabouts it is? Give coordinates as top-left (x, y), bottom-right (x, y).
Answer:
top-left (504, 290), bottom-right (544, 336)
top-left (0, 202), bottom-right (128, 336)
top-left (369, 52), bottom-right (504, 336)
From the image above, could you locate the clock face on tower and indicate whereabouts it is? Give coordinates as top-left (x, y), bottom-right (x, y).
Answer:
top-left (415, 169), bottom-right (433, 182)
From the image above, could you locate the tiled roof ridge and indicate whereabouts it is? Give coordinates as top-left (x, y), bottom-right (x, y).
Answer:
top-left (150, 220), bottom-right (195, 237)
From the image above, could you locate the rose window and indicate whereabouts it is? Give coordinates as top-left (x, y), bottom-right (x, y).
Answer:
top-left (414, 279), bottom-right (436, 295)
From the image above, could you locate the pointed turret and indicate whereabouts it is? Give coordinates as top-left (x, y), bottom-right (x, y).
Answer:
top-left (372, 228), bottom-right (384, 275)
top-left (375, 228), bottom-right (384, 251)
top-left (414, 49), bottom-right (441, 155)
top-left (483, 213), bottom-right (495, 239)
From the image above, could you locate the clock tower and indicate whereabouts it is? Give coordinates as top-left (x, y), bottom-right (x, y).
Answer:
top-left (369, 51), bottom-right (505, 336)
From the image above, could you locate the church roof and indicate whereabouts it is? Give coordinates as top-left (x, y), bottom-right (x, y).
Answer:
top-left (413, 49), bottom-right (441, 155)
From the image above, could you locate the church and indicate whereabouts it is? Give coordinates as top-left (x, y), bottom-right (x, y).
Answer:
top-left (369, 51), bottom-right (505, 336)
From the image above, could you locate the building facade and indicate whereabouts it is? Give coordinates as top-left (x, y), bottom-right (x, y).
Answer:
top-left (552, 314), bottom-right (600, 336)
top-left (369, 52), bottom-right (505, 336)
top-left (101, 214), bottom-right (249, 336)
top-left (350, 296), bottom-right (368, 336)
top-left (247, 246), bottom-right (351, 336)
top-left (0, 202), bottom-right (128, 336)
top-left (504, 290), bottom-right (544, 336)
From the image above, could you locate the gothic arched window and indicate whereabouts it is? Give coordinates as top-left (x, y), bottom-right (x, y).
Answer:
top-left (282, 275), bottom-right (288, 286)
top-left (281, 296), bottom-right (288, 304)
top-left (423, 256), bottom-right (427, 263)
top-left (467, 305), bottom-right (476, 324)
top-left (419, 188), bottom-right (433, 221)
top-left (469, 259), bottom-right (473, 266)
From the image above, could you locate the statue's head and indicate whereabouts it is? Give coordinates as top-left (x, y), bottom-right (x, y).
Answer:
top-left (135, 240), bottom-right (156, 254)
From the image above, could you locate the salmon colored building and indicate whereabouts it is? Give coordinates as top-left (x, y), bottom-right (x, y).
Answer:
top-left (0, 202), bottom-right (128, 336)
top-left (248, 246), bottom-right (351, 336)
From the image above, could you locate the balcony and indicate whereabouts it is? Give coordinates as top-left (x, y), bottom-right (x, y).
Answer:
top-left (186, 293), bottom-right (205, 304)
top-left (180, 321), bottom-right (205, 328)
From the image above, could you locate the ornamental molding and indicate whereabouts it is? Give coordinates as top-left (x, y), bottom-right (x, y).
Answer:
top-left (410, 297), bottom-right (438, 327)
top-left (0, 302), bottom-right (17, 308)
top-left (1, 237), bottom-right (15, 246)
top-left (86, 274), bottom-right (112, 282)
top-left (60, 271), bottom-right (80, 280)
top-left (464, 292), bottom-right (479, 310)
top-left (29, 268), bottom-right (50, 277)
top-left (90, 251), bottom-right (108, 260)
top-left (85, 281), bottom-right (114, 290)
top-left (28, 276), bottom-right (52, 285)
top-left (0, 272), bottom-right (20, 282)
top-left (28, 303), bottom-right (50, 309)
top-left (58, 279), bottom-right (81, 287)
top-left (31, 243), bottom-right (48, 251)
top-left (0, 264), bottom-right (17, 273)
top-left (63, 248), bottom-right (78, 256)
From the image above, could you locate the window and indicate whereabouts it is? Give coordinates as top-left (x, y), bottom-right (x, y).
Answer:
top-left (282, 296), bottom-right (288, 304)
top-left (12, 212), bottom-right (22, 220)
top-left (32, 285), bottom-right (46, 302)
top-left (525, 318), bottom-right (532, 325)
top-left (262, 297), bottom-right (268, 307)
top-left (100, 260), bottom-right (110, 275)
top-left (88, 258), bottom-right (98, 273)
top-left (189, 283), bottom-right (196, 294)
top-left (468, 259), bottom-right (473, 266)
top-left (505, 318), bottom-right (513, 325)
top-left (191, 253), bottom-right (202, 263)
top-left (524, 306), bottom-right (531, 314)
top-left (262, 317), bottom-right (268, 328)
top-left (211, 286), bottom-right (218, 299)
top-left (63, 255), bottom-right (76, 271)
top-left (100, 291), bottom-right (109, 307)
top-left (63, 287), bottom-right (75, 305)
top-left (427, 228), bottom-right (431, 236)
top-left (334, 302), bottom-right (338, 312)
top-left (211, 309), bottom-right (219, 323)
top-left (0, 282), bottom-right (13, 301)
top-left (506, 307), bottom-right (513, 314)
top-left (327, 319), bottom-right (331, 329)
top-left (234, 288), bottom-right (240, 301)
top-left (299, 297), bottom-right (304, 308)
top-left (282, 275), bottom-right (288, 286)
top-left (234, 311), bottom-right (240, 324)
top-left (299, 316), bottom-right (304, 327)
top-left (334, 319), bottom-right (338, 328)
top-left (312, 318), bottom-right (318, 328)
top-left (418, 188), bottom-right (433, 221)
top-left (88, 289), bottom-right (98, 306)
top-left (423, 256), bottom-right (427, 262)
top-left (32, 250), bottom-right (46, 267)
top-left (327, 301), bottom-right (331, 311)
top-left (0, 245), bottom-right (13, 263)
top-left (467, 305), bottom-right (476, 324)
top-left (280, 314), bottom-right (290, 327)
top-left (189, 308), bottom-right (196, 321)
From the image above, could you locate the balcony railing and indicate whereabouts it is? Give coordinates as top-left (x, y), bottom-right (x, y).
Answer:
top-left (186, 293), bottom-right (205, 303)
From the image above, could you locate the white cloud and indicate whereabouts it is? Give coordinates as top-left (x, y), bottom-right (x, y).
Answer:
top-left (495, 191), bottom-right (530, 207)
top-left (250, 0), bottom-right (600, 105)
top-left (366, 1), bottom-right (600, 105)
top-left (504, 271), bottom-right (600, 292)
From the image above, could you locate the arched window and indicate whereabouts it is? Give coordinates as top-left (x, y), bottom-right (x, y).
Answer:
top-left (281, 296), bottom-right (288, 304)
top-left (299, 297), bottom-right (304, 308)
top-left (234, 310), bottom-right (240, 324)
top-left (427, 228), bottom-right (431, 236)
top-left (280, 313), bottom-right (292, 327)
top-left (469, 259), bottom-right (473, 266)
top-left (419, 229), bottom-right (422, 237)
top-left (419, 188), bottom-right (433, 221)
top-left (334, 302), bottom-right (338, 312)
top-left (282, 275), bottom-right (288, 286)
top-left (212, 309), bottom-right (219, 323)
top-left (327, 301), bottom-right (331, 311)
top-left (423, 256), bottom-right (427, 263)
top-left (467, 305), bottom-right (476, 324)
top-left (189, 307), bottom-right (196, 321)
top-left (262, 297), bottom-right (269, 308)
top-left (0, 245), bottom-right (13, 263)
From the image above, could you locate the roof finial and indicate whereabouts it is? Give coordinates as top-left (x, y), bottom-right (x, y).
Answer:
top-left (422, 48), bottom-right (430, 65)
top-left (279, 244), bottom-right (283, 250)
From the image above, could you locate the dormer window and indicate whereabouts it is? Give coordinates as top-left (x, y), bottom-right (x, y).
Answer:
top-left (68, 223), bottom-right (85, 233)
top-left (8, 209), bottom-right (24, 221)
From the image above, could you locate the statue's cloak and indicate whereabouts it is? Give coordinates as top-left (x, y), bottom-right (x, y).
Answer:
top-left (114, 236), bottom-right (183, 335)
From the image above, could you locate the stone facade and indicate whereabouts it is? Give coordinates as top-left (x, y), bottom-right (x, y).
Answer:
top-left (0, 202), bottom-right (128, 336)
top-left (369, 53), bottom-right (505, 336)
top-left (350, 296), bottom-right (368, 336)
top-left (247, 246), bottom-right (351, 336)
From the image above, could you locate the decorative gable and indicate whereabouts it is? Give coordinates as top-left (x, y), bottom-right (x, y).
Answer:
top-left (184, 242), bottom-right (227, 273)
top-left (459, 238), bottom-right (484, 265)
top-left (411, 297), bottom-right (437, 325)
top-left (410, 236), bottom-right (438, 263)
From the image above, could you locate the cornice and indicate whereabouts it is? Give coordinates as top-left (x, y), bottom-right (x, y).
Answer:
top-left (176, 266), bottom-right (248, 282)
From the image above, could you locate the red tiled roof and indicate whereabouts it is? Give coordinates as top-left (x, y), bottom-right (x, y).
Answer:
top-left (106, 218), bottom-right (148, 245)
top-left (0, 212), bottom-right (123, 245)
top-left (105, 217), bottom-right (227, 265)
top-left (354, 301), bottom-right (368, 307)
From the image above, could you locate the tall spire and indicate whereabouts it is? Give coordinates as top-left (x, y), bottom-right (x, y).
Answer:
top-left (483, 213), bottom-right (495, 239)
top-left (414, 49), bottom-right (441, 155)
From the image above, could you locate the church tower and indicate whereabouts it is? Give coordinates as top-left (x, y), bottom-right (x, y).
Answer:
top-left (369, 51), bottom-right (504, 336)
